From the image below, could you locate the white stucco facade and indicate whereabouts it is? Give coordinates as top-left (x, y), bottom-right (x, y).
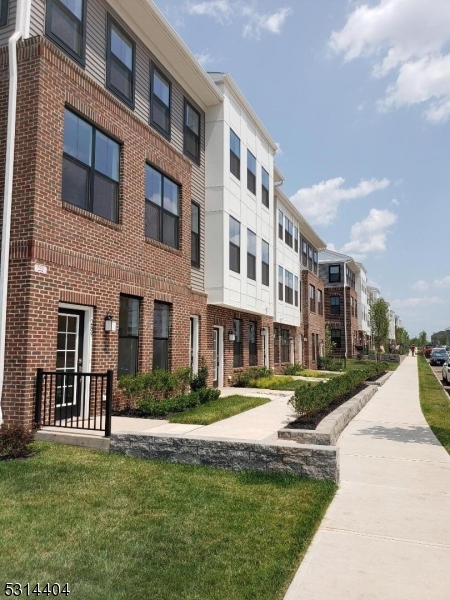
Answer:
top-left (356, 263), bottom-right (370, 336)
top-left (204, 73), bottom-right (277, 316)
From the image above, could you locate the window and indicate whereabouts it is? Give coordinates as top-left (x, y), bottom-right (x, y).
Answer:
top-left (313, 250), bottom-right (318, 274)
top-left (118, 295), bottom-right (140, 377)
top-left (331, 329), bottom-right (342, 349)
top-left (262, 240), bottom-right (269, 287)
top-left (107, 17), bottom-right (135, 107)
top-left (153, 302), bottom-right (170, 371)
top-left (151, 66), bottom-right (171, 137)
top-left (45, 0), bottom-right (86, 64)
top-left (145, 164), bottom-right (179, 249)
top-left (62, 109), bottom-right (119, 222)
top-left (262, 168), bottom-right (269, 208)
top-left (249, 321), bottom-right (257, 366)
top-left (285, 270), bottom-right (294, 305)
top-left (329, 265), bottom-right (341, 283)
top-left (233, 318), bottom-right (242, 368)
top-left (309, 284), bottom-right (316, 312)
top-left (191, 202), bottom-right (200, 266)
top-left (229, 216), bottom-right (241, 273)
top-left (247, 151), bottom-right (256, 194)
top-left (246, 229), bottom-right (256, 280)
top-left (274, 327), bottom-right (280, 364)
top-left (330, 295), bottom-right (340, 315)
top-left (281, 330), bottom-right (290, 363)
top-left (230, 130), bottom-right (241, 179)
top-left (294, 227), bottom-right (299, 253)
top-left (308, 245), bottom-right (313, 269)
top-left (285, 217), bottom-right (293, 248)
top-left (278, 210), bottom-right (283, 239)
top-left (295, 276), bottom-right (299, 307)
top-left (318, 290), bottom-right (323, 315)
top-left (302, 239), bottom-right (307, 266)
top-left (278, 266), bottom-right (284, 301)
top-left (184, 101), bottom-right (200, 162)
top-left (0, 0), bottom-right (7, 27)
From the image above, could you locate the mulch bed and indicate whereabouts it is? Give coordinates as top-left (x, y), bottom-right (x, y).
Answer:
top-left (287, 384), bottom-right (367, 430)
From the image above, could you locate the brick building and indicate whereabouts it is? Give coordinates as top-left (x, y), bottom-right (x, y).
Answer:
top-left (0, 0), bottom-right (223, 425)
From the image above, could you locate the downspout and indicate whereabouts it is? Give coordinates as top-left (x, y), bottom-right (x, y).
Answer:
top-left (0, 0), bottom-right (29, 426)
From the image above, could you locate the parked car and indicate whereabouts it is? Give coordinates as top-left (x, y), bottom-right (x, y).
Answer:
top-left (442, 360), bottom-right (450, 383)
top-left (430, 348), bottom-right (448, 366)
top-left (423, 344), bottom-right (436, 358)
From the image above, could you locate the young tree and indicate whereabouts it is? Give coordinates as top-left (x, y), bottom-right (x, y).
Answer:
top-left (417, 330), bottom-right (427, 348)
top-left (324, 323), bottom-right (334, 357)
top-left (395, 326), bottom-right (410, 354)
top-left (369, 298), bottom-right (390, 352)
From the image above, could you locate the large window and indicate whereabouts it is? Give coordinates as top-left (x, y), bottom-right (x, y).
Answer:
top-left (329, 265), bottom-right (341, 283)
top-left (330, 295), bottom-right (340, 315)
top-left (309, 284), bottom-right (316, 312)
top-left (118, 295), bottom-right (140, 377)
top-left (0, 0), bottom-right (7, 26)
top-left (318, 289), bottom-right (323, 315)
top-left (233, 318), bottom-right (242, 368)
top-left (261, 168), bottom-right (269, 208)
top-left (230, 130), bottom-right (241, 179)
top-left (331, 329), bottom-right (341, 349)
top-left (295, 276), bottom-right (299, 307)
top-left (191, 202), bottom-right (200, 266)
top-left (262, 240), bottom-right (269, 286)
top-left (247, 229), bottom-right (256, 280)
top-left (285, 270), bottom-right (294, 305)
top-left (247, 151), bottom-right (256, 194)
top-left (281, 330), bottom-right (290, 363)
top-left (274, 328), bottom-right (280, 364)
top-left (301, 239), bottom-right (307, 266)
top-left (153, 302), bottom-right (170, 371)
top-left (184, 101), bottom-right (200, 162)
top-left (285, 217), bottom-right (293, 248)
top-left (249, 321), bottom-right (257, 366)
top-left (294, 226), bottom-right (299, 253)
top-left (151, 66), bottom-right (171, 137)
top-left (278, 266), bottom-right (284, 301)
top-left (45, 0), bottom-right (86, 64)
top-left (62, 109), bottom-right (119, 222)
top-left (313, 250), bottom-right (318, 274)
top-left (229, 216), bottom-right (241, 273)
top-left (145, 164), bottom-right (179, 249)
top-left (278, 209), bottom-right (283, 239)
top-left (107, 17), bottom-right (135, 107)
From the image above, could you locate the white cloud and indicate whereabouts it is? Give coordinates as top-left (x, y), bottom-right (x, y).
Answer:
top-left (275, 142), bottom-right (283, 155)
top-left (433, 276), bottom-right (450, 288)
top-left (391, 198), bottom-right (399, 206)
top-left (327, 242), bottom-right (336, 251)
top-left (290, 176), bottom-right (389, 226)
top-left (390, 296), bottom-right (442, 309)
top-left (340, 208), bottom-right (397, 258)
top-left (330, 0), bottom-right (450, 123)
top-left (412, 280), bottom-right (428, 291)
top-left (195, 51), bottom-right (214, 67)
top-left (186, 1), bottom-right (292, 38)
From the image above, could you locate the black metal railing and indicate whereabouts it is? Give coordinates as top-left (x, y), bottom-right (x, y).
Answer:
top-left (35, 369), bottom-right (113, 437)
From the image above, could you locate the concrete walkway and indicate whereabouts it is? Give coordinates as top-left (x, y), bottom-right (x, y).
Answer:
top-left (285, 356), bottom-right (450, 600)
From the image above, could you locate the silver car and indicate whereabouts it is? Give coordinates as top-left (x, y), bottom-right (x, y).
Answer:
top-left (443, 360), bottom-right (450, 383)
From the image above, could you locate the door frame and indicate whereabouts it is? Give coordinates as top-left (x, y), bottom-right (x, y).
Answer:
top-left (59, 303), bottom-right (93, 420)
top-left (213, 326), bottom-right (224, 388)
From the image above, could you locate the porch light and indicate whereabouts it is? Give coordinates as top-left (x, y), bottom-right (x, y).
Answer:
top-left (104, 312), bottom-right (117, 333)
top-left (228, 330), bottom-right (236, 342)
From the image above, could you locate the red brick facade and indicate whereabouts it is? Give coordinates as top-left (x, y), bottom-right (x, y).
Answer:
top-left (324, 286), bottom-right (359, 358)
top-left (0, 38), bottom-right (209, 425)
top-left (301, 270), bottom-right (325, 369)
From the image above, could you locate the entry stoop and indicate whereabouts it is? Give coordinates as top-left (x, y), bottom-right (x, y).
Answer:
top-left (35, 429), bottom-right (110, 452)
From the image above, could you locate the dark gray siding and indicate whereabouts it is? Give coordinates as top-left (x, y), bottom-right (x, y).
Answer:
top-left (30, 0), bottom-right (206, 293)
top-left (0, 0), bottom-right (17, 47)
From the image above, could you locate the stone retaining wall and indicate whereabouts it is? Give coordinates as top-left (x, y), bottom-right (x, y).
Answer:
top-left (110, 434), bottom-right (339, 482)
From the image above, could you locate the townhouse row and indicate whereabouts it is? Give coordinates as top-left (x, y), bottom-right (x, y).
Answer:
top-left (0, 0), bottom-right (398, 427)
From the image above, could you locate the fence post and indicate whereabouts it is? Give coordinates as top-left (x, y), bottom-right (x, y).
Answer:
top-left (35, 368), bottom-right (44, 427)
top-left (105, 369), bottom-right (113, 438)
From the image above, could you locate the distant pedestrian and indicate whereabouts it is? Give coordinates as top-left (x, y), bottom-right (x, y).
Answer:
top-left (410, 344), bottom-right (416, 357)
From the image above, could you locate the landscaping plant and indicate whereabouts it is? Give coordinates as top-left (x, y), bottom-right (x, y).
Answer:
top-left (232, 366), bottom-right (272, 387)
top-left (283, 363), bottom-right (305, 376)
top-left (0, 423), bottom-right (35, 460)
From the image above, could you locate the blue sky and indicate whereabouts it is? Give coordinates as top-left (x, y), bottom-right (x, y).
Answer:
top-left (159, 0), bottom-right (450, 339)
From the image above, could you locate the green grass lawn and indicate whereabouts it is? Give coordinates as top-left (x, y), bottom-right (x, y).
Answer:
top-left (346, 358), bottom-right (399, 372)
top-left (251, 376), bottom-right (318, 391)
top-left (0, 443), bottom-right (336, 600)
top-left (418, 356), bottom-right (450, 454)
top-left (296, 370), bottom-right (340, 378)
top-left (169, 394), bottom-right (270, 425)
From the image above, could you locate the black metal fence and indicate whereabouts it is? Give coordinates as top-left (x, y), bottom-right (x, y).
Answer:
top-left (35, 369), bottom-right (113, 437)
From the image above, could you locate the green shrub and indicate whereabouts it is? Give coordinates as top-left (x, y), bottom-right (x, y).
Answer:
top-left (137, 394), bottom-right (200, 417)
top-left (232, 366), bottom-right (272, 387)
top-left (197, 387), bottom-right (221, 404)
top-left (290, 362), bottom-right (387, 417)
top-left (283, 363), bottom-right (305, 376)
top-left (190, 358), bottom-right (209, 392)
top-left (174, 367), bottom-right (192, 395)
top-left (0, 423), bottom-right (35, 459)
top-left (318, 357), bottom-right (343, 371)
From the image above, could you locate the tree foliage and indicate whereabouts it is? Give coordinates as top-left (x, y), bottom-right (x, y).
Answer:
top-left (417, 330), bottom-right (428, 348)
top-left (395, 326), bottom-right (410, 353)
top-left (369, 298), bottom-right (390, 352)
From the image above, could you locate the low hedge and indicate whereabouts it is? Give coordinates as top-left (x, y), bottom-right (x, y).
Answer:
top-left (136, 388), bottom-right (221, 417)
top-left (232, 367), bottom-right (272, 387)
top-left (290, 362), bottom-right (387, 417)
top-left (318, 357), bottom-right (344, 372)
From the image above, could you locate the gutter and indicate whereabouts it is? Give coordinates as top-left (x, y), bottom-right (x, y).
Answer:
top-left (0, 0), bottom-right (29, 426)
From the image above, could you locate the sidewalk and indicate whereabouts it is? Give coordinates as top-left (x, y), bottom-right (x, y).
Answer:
top-left (285, 356), bottom-right (450, 600)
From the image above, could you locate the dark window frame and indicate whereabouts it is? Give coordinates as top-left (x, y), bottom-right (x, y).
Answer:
top-left (145, 163), bottom-right (180, 249)
top-left (294, 226), bottom-right (299, 253)
top-left (331, 329), bottom-right (342, 349)
top-left (309, 284), bottom-right (316, 312)
top-left (274, 327), bottom-right (280, 364)
top-left (45, 0), bottom-right (87, 66)
top-left (281, 329), bottom-right (290, 363)
top-left (249, 321), bottom-right (257, 366)
top-left (278, 209), bottom-right (283, 239)
top-left (262, 240), bottom-right (270, 287)
top-left (301, 239), bottom-right (308, 266)
top-left (106, 15), bottom-right (136, 109)
top-left (230, 129), bottom-right (241, 180)
top-left (318, 289), bottom-right (323, 315)
top-left (285, 217), bottom-right (293, 248)
top-left (62, 108), bottom-right (120, 223)
top-left (118, 295), bottom-right (140, 378)
top-left (229, 216), bottom-right (241, 274)
top-left (247, 228), bottom-right (256, 281)
top-left (233, 318), bottom-right (243, 368)
top-left (261, 167), bottom-right (269, 208)
top-left (184, 99), bottom-right (201, 164)
top-left (329, 264), bottom-right (341, 283)
top-left (295, 276), bottom-right (299, 307)
top-left (278, 266), bottom-right (284, 301)
top-left (330, 295), bottom-right (340, 315)
top-left (153, 301), bottom-right (171, 372)
top-left (150, 63), bottom-right (172, 139)
top-left (247, 150), bottom-right (256, 195)
top-left (191, 201), bottom-right (200, 267)
top-left (285, 270), bottom-right (294, 305)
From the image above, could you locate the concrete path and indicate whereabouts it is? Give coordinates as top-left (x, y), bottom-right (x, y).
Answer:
top-left (285, 356), bottom-right (450, 600)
